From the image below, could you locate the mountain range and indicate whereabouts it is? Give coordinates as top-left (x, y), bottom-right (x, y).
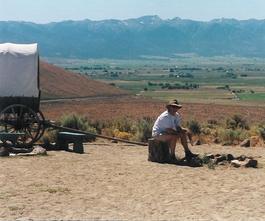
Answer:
top-left (1, 16), bottom-right (265, 58)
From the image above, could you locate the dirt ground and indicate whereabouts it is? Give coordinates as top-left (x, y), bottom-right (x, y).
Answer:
top-left (1, 140), bottom-right (265, 221)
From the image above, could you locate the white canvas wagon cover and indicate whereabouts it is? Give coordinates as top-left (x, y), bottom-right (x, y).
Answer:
top-left (0, 43), bottom-right (39, 97)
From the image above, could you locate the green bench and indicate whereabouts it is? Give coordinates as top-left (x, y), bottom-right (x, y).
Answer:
top-left (57, 132), bottom-right (86, 154)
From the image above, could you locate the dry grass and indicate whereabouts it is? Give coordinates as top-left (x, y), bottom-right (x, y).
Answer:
top-left (41, 96), bottom-right (265, 125)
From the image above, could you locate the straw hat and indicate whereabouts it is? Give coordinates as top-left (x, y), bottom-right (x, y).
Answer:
top-left (166, 99), bottom-right (182, 108)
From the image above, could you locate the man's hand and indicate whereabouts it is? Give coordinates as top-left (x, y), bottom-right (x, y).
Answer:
top-left (176, 126), bottom-right (188, 133)
top-left (180, 127), bottom-right (189, 133)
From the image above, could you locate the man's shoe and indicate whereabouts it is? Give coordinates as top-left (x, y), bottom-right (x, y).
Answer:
top-left (185, 151), bottom-right (199, 161)
top-left (169, 154), bottom-right (178, 164)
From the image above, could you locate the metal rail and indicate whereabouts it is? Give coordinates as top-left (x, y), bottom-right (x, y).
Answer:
top-left (45, 121), bottom-right (148, 146)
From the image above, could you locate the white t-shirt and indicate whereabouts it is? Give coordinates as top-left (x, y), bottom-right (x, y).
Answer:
top-left (152, 110), bottom-right (181, 137)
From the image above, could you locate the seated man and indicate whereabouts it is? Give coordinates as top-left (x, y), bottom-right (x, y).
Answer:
top-left (152, 99), bottom-right (197, 161)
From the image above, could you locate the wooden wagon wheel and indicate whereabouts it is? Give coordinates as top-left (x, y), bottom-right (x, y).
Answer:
top-left (0, 104), bottom-right (42, 147)
top-left (35, 110), bottom-right (46, 142)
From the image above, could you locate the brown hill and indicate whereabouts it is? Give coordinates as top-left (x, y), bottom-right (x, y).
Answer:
top-left (39, 61), bottom-right (128, 99)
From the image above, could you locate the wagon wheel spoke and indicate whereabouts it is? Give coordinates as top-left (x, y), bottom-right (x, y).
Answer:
top-left (11, 107), bottom-right (16, 115)
top-left (25, 128), bottom-right (34, 140)
top-left (18, 106), bottom-right (24, 119)
top-left (26, 125), bottom-right (33, 135)
top-left (8, 128), bottom-right (16, 133)
top-left (5, 124), bottom-right (14, 132)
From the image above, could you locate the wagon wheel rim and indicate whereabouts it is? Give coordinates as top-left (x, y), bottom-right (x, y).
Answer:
top-left (35, 110), bottom-right (46, 142)
top-left (0, 104), bottom-right (41, 147)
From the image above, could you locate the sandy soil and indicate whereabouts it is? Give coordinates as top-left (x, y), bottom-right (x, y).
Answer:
top-left (1, 140), bottom-right (265, 221)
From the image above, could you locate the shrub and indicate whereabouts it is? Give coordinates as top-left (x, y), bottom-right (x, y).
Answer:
top-left (187, 120), bottom-right (201, 135)
top-left (132, 117), bottom-right (154, 142)
top-left (109, 117), bottom-right (135, 133)
top-left (259, 125), bottom-right (265, 140)
top-left (90, 120), bottom-right (106, 134)
top-left (226, 115), bottom-right (249, 130)
top-left (103, 117), bottom-right (135, 140)
top-left (101, 127), bottom-right (114, 137)
top-left (207, 119), bottom-right (218, 125)
top-left (206, 119), bottom-right (219, 129)
top-left (60, 113), bottom-right (97, 134)
top-left (201, 127), bottom-right (211, 136)
top-left (218, 128), bottom-right (248, 145)
top-left (113, 129), bottom-right (133, 140)
top-left (218, 129), bottom-right (238, 145)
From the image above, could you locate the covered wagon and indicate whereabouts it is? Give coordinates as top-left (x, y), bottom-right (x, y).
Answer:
top-left (0, 43), bottom-right (45, 147)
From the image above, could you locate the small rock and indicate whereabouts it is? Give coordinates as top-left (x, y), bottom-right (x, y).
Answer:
top-left (17, 146), bottom-right (47, 156)
top-left (201, 154), bottom-right (213, 164)
top-left (227, 154), bottom-right (234, 161)
top-left (218, 161), bottom-right (228, 166)
top-left (231, 160), bottom-right (242, 168)
top-left (245, 159), bottom-right (258, 168)
top-left (237, 155), bottom-right (247, 161)
top-left (31, 146), bottom-right (47, 155)
top-left (216, 154), bottom-right (227, 163)
top-left (111, 140), bottom-right (118, 143)
top-left (206, 154), bottom-right (215, 159)
top-left (240, 139), bottom-right (250, 147)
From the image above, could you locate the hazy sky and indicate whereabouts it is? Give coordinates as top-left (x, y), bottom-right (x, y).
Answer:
top-left (0, 0), bottom-right (265, 23)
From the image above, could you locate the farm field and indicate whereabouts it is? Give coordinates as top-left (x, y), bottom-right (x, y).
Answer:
top-left (46, 56), bottom-right (265, 106)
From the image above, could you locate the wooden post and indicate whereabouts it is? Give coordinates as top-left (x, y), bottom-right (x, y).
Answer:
top-left (148, 138), bottom-right (171, 163)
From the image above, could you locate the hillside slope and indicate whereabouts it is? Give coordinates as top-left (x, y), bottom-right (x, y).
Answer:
top-left (39, 61), bottom-right (128, 99)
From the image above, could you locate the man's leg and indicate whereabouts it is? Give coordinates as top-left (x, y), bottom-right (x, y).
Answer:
top-left (179, 131), bottom-right (197, 159)
top-left (168, 136), bottom-right (178, 158)
top-left (154, 134), bottom-right (177, 158)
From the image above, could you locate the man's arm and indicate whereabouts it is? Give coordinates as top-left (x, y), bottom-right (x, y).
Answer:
top-left (164, 128), bottom-right (183, 135)
top-left (165, 126), bottom-right (189, 135)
